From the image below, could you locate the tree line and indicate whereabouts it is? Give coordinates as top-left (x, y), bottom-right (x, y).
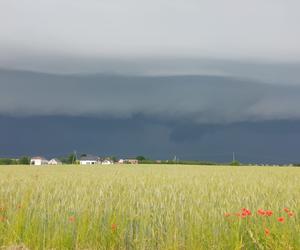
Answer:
top-left (0, 156), bottom-right (30, 165)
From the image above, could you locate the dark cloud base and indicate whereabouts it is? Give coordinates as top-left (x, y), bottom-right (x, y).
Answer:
top-left (1, 69), bottom-right (300, 123)
top-left (0, 115), bottom-right (300, 164)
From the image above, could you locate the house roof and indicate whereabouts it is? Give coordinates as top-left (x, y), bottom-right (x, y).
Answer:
top-left (50, 158), bottom-right (62, 162)
top-left (79, 155), bottom-right (99, 161)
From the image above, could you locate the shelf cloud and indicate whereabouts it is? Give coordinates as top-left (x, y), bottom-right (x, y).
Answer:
top-left (1, 69), bottom-right (300, 124)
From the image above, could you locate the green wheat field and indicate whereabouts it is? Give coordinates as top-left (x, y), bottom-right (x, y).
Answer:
top-left (0, 165), bottom-right (299, 249)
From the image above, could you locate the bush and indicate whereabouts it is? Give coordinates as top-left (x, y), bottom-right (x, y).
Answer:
top-left (136, 156), bottom-right (146, 161)
top-left (0, 158), bottom-right (17, 165)
top-left (230, 160), bottom-right (241, 166)
top-left (18, 156), bottom-right (30, 165)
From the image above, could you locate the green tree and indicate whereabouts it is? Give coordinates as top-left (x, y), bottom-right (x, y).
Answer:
top-left (18, 156), bottom-right (30, 165)
top-left (0, 158), bottom-right (13, 165)
top-left (136, 156), bottom-right (146, 161)
top-left (110, 156), bottom-right (117, 162)
top-left (230, 160), bottom-right (241, 166)
top-left (68, 153), bottom-right (77, 164)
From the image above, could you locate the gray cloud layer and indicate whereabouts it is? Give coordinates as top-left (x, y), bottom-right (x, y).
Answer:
top-left (1, 69), bottom-right (300, 124)
top-left (1, 0), bottom-right (300, 64)
top-left (1, 115), bottom-right (300, 163)
top-left (1, 55), bottom-right (300, 85)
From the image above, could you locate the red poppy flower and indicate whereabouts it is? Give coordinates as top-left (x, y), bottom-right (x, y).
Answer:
top-left (0, 216), bottom-right (6, 222)
top-left (224, 213), bottom-right (231, 217)
top-left (241, 212), bottom-right (249, 218)
top-left (111, 223), bottom-right (117, 231)
top-left (277, 217), bottom-right (285, 223)
top-left (68, 216), bottom-right (75, 222)
top-left (241, 208), bottom-right (251, 216)
top-left (265, 210), bottom-right (273, 216)
top-left (257, 209), bottom-right (265, 216)
top-left (284, 208), bottom-right (290, 213)
top-left (288, 212), bottom-right (294, 217)
top-left (265, 228), bottom-right (270, 236)
top-left (241, 213), bottom-right (247, 218)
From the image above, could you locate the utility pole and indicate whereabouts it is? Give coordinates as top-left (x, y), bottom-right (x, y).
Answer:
top-left (74, 150), bottom-right (77, 164)
top-left (232, 152), bottom-right (235, 162)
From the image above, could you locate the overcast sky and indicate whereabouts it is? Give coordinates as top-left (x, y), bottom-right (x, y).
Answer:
top-left (1, 0), bottom-right (300, 73)
top-left (1, 1), bottom-right (300, 161)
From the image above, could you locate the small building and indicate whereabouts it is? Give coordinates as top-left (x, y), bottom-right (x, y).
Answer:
top-left (118, 159), bottom-right (125, 164)
top-left (48, 158), bottom-right (62, 165)
top-left (79, 155), bottom-right (99, 165)
top-left (102, 159), bottom-right (114, 165)
top-left (30, 156), bottom-right (48, 166)
top-left (126, 159), bottom-right (139, 164)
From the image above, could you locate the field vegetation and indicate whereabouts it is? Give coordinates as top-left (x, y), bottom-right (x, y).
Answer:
top-left (0, 165), bottom-right (299, 249)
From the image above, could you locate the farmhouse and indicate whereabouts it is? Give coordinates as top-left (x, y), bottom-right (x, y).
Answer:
top-left (79, 155), bottom-right (99, 165)
top-left (118, 159), bottom-right (138, 164)
top-left (30, 156), bottom-right (48, 166)
top-left (48, 158), bottom-right (62, 165)
top-left (102, 159), bottom-right (114, 165)
top-left (127, 159), bottom-right (139, 164)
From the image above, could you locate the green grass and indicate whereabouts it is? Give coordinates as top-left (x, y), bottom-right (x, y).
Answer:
top-left (0, 165), bottom-right (299, 249)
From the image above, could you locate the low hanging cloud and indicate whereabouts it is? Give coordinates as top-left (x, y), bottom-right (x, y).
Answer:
top-left (1, 69), bottom-right (300, 124)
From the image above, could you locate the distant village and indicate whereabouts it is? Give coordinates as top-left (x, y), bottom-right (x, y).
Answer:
top-left (0, 154), bottom-right (298, 167)
top-left (30, 155), bottom-right (139, 166)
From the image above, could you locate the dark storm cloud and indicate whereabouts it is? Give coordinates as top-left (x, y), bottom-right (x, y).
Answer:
top-left (1, 115), bottom-right (300, 164)
top-left (1, 69), bottom-right (300, 124)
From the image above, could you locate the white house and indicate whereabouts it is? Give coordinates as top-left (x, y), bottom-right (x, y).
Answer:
top-left (79, 155), bottom-right (99, 165)
top-left (102, 159), bottom-right (114, 165)
top-left (126, 159), bottom-right (139, 164)
top-left (30, 157), bottom-right (48, 166)
top-left (118, 159), bottom-right (138, 164)
top-left (48, 158), bottom-right (62, 165)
